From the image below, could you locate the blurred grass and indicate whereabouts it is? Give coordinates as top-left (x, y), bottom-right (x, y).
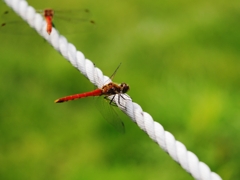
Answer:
top-left (0, 0), bottom-right (240, 179)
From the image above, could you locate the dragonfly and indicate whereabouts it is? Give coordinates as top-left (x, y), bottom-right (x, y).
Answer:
top-left (41, 8), bottom-right (54, 34)
top-left (38, 8), bottom-right (95, 35)
top-left (1, 8), bottom-right (95, 35)
top-left (55, 64), bottom-right (130, 132)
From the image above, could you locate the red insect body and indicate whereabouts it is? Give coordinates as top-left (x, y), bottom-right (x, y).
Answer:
top-left (45, 16), bottom-right (53, 34)
top-left (55, 89), bottom-right (102, 103)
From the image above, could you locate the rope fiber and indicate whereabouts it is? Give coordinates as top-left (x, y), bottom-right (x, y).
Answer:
top-left (2, 0), bottom-right (222, 179)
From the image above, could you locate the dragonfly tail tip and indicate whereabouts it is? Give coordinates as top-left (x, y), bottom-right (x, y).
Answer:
top-left (54, 99), bottom-right (61, 103)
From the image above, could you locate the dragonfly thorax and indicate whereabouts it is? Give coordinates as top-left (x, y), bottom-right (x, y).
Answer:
top-left (101, 82), bottom-right (129, 96)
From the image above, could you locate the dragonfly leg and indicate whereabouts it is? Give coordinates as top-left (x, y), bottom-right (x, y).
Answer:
top-left (104, 94), bottom-right (129, 109)
top-left (109, 95), bottom-right (116, 105)
top-left (104, 95), bottom-right (117, 106)
top-left (117, 94), bottom-right (128, 109)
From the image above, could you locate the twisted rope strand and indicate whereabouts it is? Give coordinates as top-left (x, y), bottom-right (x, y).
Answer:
top-left (2, 0), bottom-right (222, 179)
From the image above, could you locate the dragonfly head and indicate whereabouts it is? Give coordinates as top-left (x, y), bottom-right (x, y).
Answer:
top-left (120, 83), bottom-right (130, 94)
top-left (44, 9), bottom-right (54, 17)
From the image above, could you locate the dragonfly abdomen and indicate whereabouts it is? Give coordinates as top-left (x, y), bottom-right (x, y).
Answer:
top-left (55, 89), bottom-right (102, 103)
top-left (45, 16), bottom-right (53, 34)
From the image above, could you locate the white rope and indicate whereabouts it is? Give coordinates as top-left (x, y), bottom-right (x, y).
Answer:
top-left (3, 0), bottom-right (222, 179)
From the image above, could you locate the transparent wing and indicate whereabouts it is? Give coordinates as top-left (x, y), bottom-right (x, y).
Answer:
top-left (47, 8), bottom-right (95, 34)
top-left (109, 63), bottom-right (121, 80)
top-left (95, 95), bottom-right (125, 133)
top-left (0, 9), bottom-right (35, 35)
top-left (53, 9), bottom-right (92, 22)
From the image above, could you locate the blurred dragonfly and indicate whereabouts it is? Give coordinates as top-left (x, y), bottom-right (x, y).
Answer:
top-left (55, 64), bottom-right (130, 133)
top-left (0, 8), bottom-right (95, 35)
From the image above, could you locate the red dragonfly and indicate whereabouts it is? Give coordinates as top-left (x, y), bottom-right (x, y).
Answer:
top-left (41, 9), bottom-right (54, 34)
top-left (55, 64), bottom-right (130, 132)
top-left (39, 8), bottom-right (95, 35)
top-left (1, 8), bottom-right (94, 35)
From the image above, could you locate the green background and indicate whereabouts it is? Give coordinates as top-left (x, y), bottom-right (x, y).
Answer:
top-left (1, 0), bottom-right (240, 179)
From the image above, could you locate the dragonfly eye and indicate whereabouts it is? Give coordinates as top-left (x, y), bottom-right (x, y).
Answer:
top-left (120, 83), bottom-right (127, 87)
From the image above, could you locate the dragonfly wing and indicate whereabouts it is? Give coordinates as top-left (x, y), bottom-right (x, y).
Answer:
top-left (51, 9), bottom-right (95, 34)
top-left (53, 9), bottom-right (91, 20)
top-left (0, 9), bottom-right (36, 35)
top-left (95, 96), bottom-right (125, 133)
